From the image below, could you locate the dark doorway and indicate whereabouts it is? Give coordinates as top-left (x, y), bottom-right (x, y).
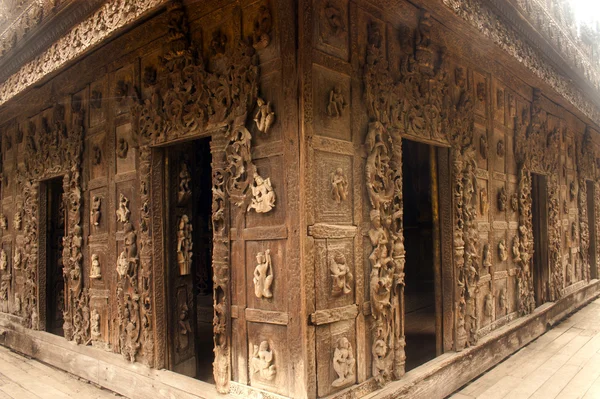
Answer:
top-left (531, 173), bottom-right (549, 307)
top-left (402, 139), bottom-right (442, 371)
top-left (45, 177), bottom-right (65, 336)
top-left (587, 181), bottom-right (597, 280)
top-left (166, 137), bottom-right (214, 382)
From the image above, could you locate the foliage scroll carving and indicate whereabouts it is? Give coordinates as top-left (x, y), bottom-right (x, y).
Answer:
top-left (362, 9), bottom-right (477, 385)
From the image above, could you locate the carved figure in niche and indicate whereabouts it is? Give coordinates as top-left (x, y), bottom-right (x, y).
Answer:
top-left (498, 186), bottom-right (507, 211)
top-left (254, 98), bottom-right (275, 135)
top-left (210, 30), bottom-right (227, 56)
top-left (91, 309), bottom-right (101, 340)
top-left (92, 145), bottom-right (102, 166)
top-left (177, 163), bottom-right (192, 205)
top-left (91, 90), bottom-right (102, 109)
top-left (251, 341), bottom-right (276, 381)
top-left (14, 293), bottom-right (21, 313)
top-left (0, 215), bottom-right (7, 230)
top-left (0, 280), bottom-right (8, 301)
top-left (90, 254), bottom-right (101, 279)
top-left (563, 199), bottom-right (568, 214)
top-left (572, 222), bottom-right (577, 242)
top-left (116, 251), bottom-right (128, 278)
top-left (331, 167), bottom-right (348, 203)
top-left (570, 181), bottom-right (576, 201)
top-left (371, 327), bottom-right (389, 380)
top-left (143, 66), bottom-right (157, 86)
top-left (0, 249), bottom-right (6, 271)
top-left (115, 80), bottom-right (128, 101)
top-left (497, 139), bottom-right (505, 157)
top-left (480, 135), bottom-right (488, 160)
top-left (511, 193), bottom-right (519, 212)
top-left (327, 86), bottom-right (347, 118)
top-left (13, 249), bottom-right (20, 270)
top-left (251, 5), bottom-right (272, 50)
top-left (482, 243), bottom-right (492, 269)
top-left (124, 222), bottom-right (137, 260)
top-left (247, 173), bottom-right (276, 213)
top-left (13, 208), bottom-right (21, 231)
top-left (367, 21), bottom-right (382, 49)
top-left (253, 249), bottom-right (273, 299)
top-left (330, 251), bottom-right (352, 296)
top-left (324, 2), bottom-right (346, 37)
top-left (499, 289), bottom-right (508, 313)
top-left (477, 82), bottom-right (486, 102)
top-left (484, 293), bottom-right (493, 317)
top-left (498, 240), bottom-right (508, 261)
top-left (177, 215), bottom-right (193, 276)
top-left (415, 10), bottom-right (433, 72)
top-left (91, 196), bottom-right (101, 226)
top-left (116, 194), bottom-right (130, 223)
top-left (480, 188), bottom-right (489, 215)
top-left (512, 235), bottom-right (521, 262)
top-left (332, 337), bottom-right (355, 387)
top-left (496, 89), bottom-right (504, 109)
top-left (117, 138), bottom-right (129, 159)
top-left (177, 303), bottom-right (191, 351)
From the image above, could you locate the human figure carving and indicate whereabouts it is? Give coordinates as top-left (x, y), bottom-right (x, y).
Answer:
top-left (324, 3), bottom-right (345, 36)
top-left (91, 196), bottom-right (101, 226)
top-left (332, 337), bottom-right (355, 387)
top-left (0, 249), bottom-right (7, 271)
top-left (177, 215), bottom-right (193, 276)
top-left (178, 163), bottom-right (191, 205)
top-left (330, 251), bottom-right (352, 296)
top-left (498, 240), bottom-right (508, 262)
top-left (13, 249), bottom-right (21, 270)
top-left (247, 173), bottom-right (276, 213)
top-left (480, 188), bottom-right (489, 215)
top-left (177, 303), bottom-right (191, 351)
top-left (252, 5), bottom-right (272, 50)
top-left (331, 167), bottom-right (348, 203)
top-left (251, 341), bottom-right (276, 381)
top-left (116, 194), bottom-right (130, 223)
top-left (0, 215), bottom-right (7, 230)
top-left (482, 243), bottom-right (492, 269)
top-left (253, 249), bottom-right (273, 299)
top-left (512, 236), bottom-right (521, 262)
top-left (116, 251), bottom-right (128, 278)
top-left (13, 208), bottom-right (21, 230)
top-left (498, 186), bottom-right (507, 211)
top-left (254, 98), bottom-right (275, 135)
top-left (90, 254), bottom-right (101, 279)
top-left (327, 86), bottom-right (347, 118)
top-left (91, 309), bottom-right (101, 340)
top-left (117, 138), bottom-right (129, 159)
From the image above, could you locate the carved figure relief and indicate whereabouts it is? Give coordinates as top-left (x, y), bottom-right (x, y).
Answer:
top-left (91, 90), bottom-right (102, 109)
top-left (496, 89), bottom-right (504, 109)
top-left (512, 236), bottom-right (521, 262)
top-left (251, 341), bottom-right (276, 381)
top-left (480, 188), bottom-right (489, 215)
top-left (254, 98), bottom-right (275, 135)
top-left (115, 80), bottom-right (129, 102)
top-left (117, 138), bottom-right (129, 159)
top-left (13, 207), bottom-right (22, 230)
top-left (497, 139), bottom-right (505, 157)
top-left (484, 293), bottom-right (493, 317)
top-left (92, 145), bottom-right (102, 166)
top-left (177, 215), bottom-right (193, 276)
top-left (116, 194), bottom-right (131, 223)
top-left (177, 302), bottom-right (191, 351)
top-left (91, 196), bottom-right (101, 226)
top-left (482, 243), bottom-right (492, 269)
top-left (247, 173), bottom-right (276, 213)
top-left (91, 309), bottom-right (101, 341)
top-left (253, 249), bottom-right (273, 299)
top-left (323, 2), bottom-right (346, 37)
top-left (570, 181), bottom-right (577, 201)
top-left (251, 5), bottom-right (272, 50)
top-left (0, 250), bottom-right (6, 271)
top-left (0, 215), bottom-right (7, 230)
top-left (330, 251), bottom-right (352, 296)
top-left (327, 86), bottom-right (347, 118)
top-left (178, 163), bottom-right (191, 205)
top-left (563, 199), bottom-right (568, 214)
top-left (498, 186), bottom-right (507, 211)
top-left (499, 289), bottom-right (508, 313)
top-left (13, 249), bottom-right (21, 270)
top-left (498, 240), bottom-right (508, 261)
top-left (331, 168), bottom-right (348, 203)
top-left (480, 135), bottom-right (488, 160)
top-left (511, 193), bottom-right (519, 212)
top-left (90, 254), bottom-right (101, 279)
top-left (477, 82), bottom-right (486, 102)
top-left (210, 30), bottom-right (227, 56)
top-left (332, 337), bottom-right (355, 387)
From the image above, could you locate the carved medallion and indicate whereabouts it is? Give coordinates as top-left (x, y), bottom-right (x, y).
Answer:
top-left (253, 249), bottom-right (273, 299)
top-left (251, 341), bottom-right (276, 381)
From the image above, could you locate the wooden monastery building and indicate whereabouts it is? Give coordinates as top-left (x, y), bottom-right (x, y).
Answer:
top-left (0, 0), bottom-right (598, 398)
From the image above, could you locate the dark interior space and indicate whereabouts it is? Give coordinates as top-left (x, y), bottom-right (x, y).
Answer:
top-left (45, 177), bottom-right (65, 336)
top-left (532, 173), bottom-right (549, 307)
top-left (402, 138), bottom-right (438, 372)
top-left (168, 137), bottom-right (214, 382)
top-left (587, 181), bottom-right (597, 280)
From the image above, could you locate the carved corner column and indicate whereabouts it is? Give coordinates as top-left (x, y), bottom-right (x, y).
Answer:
top-left (452, 152), bottom-right (467, 351)
top-left (516, 166), bottom-right (535, 315)
top-left (548, 175), bottom-right (563, 299)
top-left (210, 132), bottom-right (231, 393)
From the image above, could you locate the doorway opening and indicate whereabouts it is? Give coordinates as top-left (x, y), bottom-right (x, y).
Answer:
top-left (166, 137), bottom-right (214, 382)
top-left (45, 177), bottom-right (65, 336)
top-left (402, 138), bottom-right (442, 371)
top-left (531, 173), bottom-right (549, 307)
top-left (587, 181), bottom-right (597, 280)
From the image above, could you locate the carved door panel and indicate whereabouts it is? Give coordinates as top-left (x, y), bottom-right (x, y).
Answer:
top-left (167, 144), bottom-right (198, 377)
top-left (167, 138), bottom-right (213, 379)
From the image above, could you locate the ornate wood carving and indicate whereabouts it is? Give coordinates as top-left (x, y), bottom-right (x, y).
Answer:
top-left (576, 128), bottom-right (596, 282)
top-left (253, 249), bottom-right (273, 299)
top-left (251, 341), bottom-right (277, 381)
top-left (362, 9), bottom-right (477, 384)
top-left (332, 337), bottom-right (355, 388)
top-left (514, 89), bottom-right (561, 312)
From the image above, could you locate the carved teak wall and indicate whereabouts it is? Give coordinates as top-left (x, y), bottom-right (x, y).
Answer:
top-left (0, 1), bottom-right (598, 399)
